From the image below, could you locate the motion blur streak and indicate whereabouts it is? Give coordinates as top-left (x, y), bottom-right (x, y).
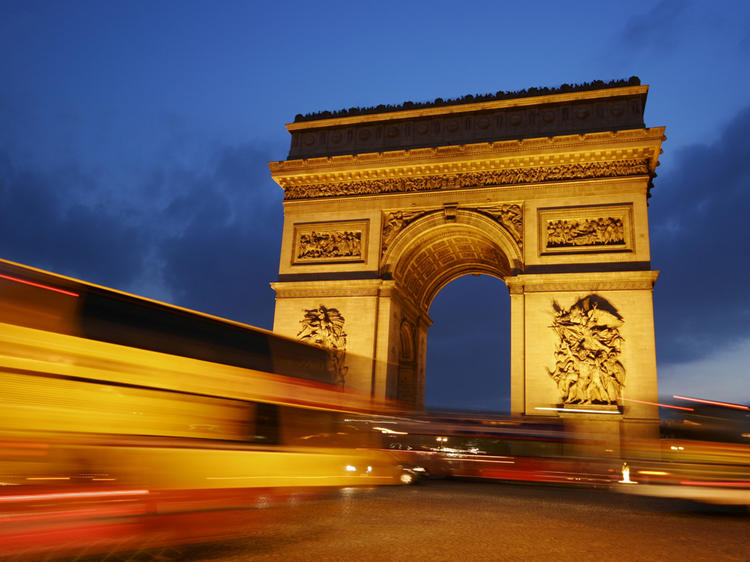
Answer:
top-left (679, 480), bottom-right (750, 487)
top-left (0, 272), bottom-right (79, 297)
top-left (0, 259), bottom-right (409, 559)
top-left (0, 489), bottom-right (149, 502)
top-left (673, 395), bottom-right (750, 410)
top-left (623, 397), bottom-right (694, 411)
top-left (535, 407), bottom-right (620, 414)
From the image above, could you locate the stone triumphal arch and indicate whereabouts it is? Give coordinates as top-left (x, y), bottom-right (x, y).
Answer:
top-left (268, 78), bottom-right (665, 428)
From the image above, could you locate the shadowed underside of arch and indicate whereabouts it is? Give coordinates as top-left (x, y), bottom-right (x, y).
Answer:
top-left (392, 223), bottom-right (512, 311)
top-left (380, 209), bottom-right (519, 311)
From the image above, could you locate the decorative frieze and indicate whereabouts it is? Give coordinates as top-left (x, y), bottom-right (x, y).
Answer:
top-left (282, 159), bottom-right (650, 200)
top-left (548, 295), bottom-right (625, 405)
top-left (538, 204), bottom-right (633, 254)
top-left (298, 231), bottom-right (362, 259)
top-left (293, 221), bottom-right (368, 264)
top-left (546, 217), bottom-right (624, 247)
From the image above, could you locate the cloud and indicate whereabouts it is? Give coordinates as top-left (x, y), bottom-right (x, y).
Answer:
top-left (0, 141), bottom-right (284, 328)
top-left (619, 0), bottom-right (690, 51)
top-left (658, 337), bottom-right (750, 404)
top-left (157, 143), bottom-right (283, 326)
top-left (0, 153), bottom-right (149, 287)
top-left (650, 104), bottom-right (750, 364)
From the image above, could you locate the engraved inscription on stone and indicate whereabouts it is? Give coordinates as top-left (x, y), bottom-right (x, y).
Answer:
top-left (546, 217), bottom-right (625, 248)
top-left (548, 295), bottom-right (625, 405)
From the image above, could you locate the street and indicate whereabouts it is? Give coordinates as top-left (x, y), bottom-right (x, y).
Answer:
top-left (110, 479), bottom-right (750, 562)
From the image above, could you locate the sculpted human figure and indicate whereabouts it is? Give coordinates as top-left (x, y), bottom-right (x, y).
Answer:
top-left (548, 295), bottom-right (625, 405)
top-left (298, 305), bottom-right (348, 386)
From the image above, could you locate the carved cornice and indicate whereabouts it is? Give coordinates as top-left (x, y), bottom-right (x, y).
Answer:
top-left (506, 271), bottom-right (659, 293)
top-left (281, 159), bottom-right (649, 200)
top-left (271, 128), bottom-right (665, 177)
top-left (270, 279), bottom-right (384, 298)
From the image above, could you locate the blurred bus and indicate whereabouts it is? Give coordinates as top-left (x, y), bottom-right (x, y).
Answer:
top-left (0, 258), bottom-right (405, 557)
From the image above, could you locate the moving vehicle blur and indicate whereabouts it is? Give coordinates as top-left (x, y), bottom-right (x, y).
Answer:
top-left (615, 395), bottom-right (750, 505)
top-left (370, 404), bottom-right (750, 505)
top-left (0, 259), bottom-right (407, 558)
top-left (368, 412), bottom-right (622, 486)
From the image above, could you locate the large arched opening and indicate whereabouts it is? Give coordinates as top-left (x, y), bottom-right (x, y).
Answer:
top-left (381, 210), bottom-right (520, 407)
top-left (425, 274), bottom-right (510, 412)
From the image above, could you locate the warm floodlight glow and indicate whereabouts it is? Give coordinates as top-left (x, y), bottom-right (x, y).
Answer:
top-left (373, 427), bottom-right (408, 435)
top-left (618, 462), bottom-right (636, 484)
top-left (0, 489), bottom-right (149, 502)
top-left (25, 476), bottom-right (70, 481)
top-left (345, 465), bottom-right (357, 472)
top-left (672, 395), bottom-right (750, 411)
top-left (680, 480), bottom-right (750, 488)
top-left (535, 407), bottom-right (620, 414)
top-left (0, 273), bottom-right (79, 297)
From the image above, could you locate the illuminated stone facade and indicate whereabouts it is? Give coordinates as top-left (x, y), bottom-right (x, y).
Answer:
top-left (269, 82), bottom-right (664, 432)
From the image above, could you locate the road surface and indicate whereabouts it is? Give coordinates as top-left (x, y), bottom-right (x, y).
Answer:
top-left (117, 479), bottom-right (750, 562)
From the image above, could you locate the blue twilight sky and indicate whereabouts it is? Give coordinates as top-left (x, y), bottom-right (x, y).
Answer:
top-left (2, 0), bottom-right (750, 410)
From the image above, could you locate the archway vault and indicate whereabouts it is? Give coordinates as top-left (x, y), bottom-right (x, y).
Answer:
top-left (385, 212), bottom-right (516, 311)
top-left (269, 80), bottom-right (665, 437)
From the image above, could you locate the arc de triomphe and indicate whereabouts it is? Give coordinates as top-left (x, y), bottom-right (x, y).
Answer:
top-left (268, 78), bottom-right (665, 431)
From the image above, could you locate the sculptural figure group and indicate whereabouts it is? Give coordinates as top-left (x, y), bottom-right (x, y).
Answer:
top-left (297, 305), bottom-right (348, 386)
top-left (297, 231), bottom-right (362, 259)
top-left (546, 217), bottom-right (625, 248)
top-left (548, 295), bottom-right (625, 405)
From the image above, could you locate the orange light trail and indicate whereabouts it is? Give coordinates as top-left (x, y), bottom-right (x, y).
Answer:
top-left (680, 480), bottom-right (750, 488)
top-left (0, 273), bottom-right (79, 297)
top-left (623, 398), bottom-right (694, 411)
top-left (672, 395), bottom-right (750, 411)
top-left (0, 489), bottom-right (149, 502)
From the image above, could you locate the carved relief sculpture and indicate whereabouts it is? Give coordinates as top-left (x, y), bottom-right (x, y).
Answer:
top-left (548, 295), bottom-right (625, 405)
top-left (297, 230), bottom-right (362, 259)
top-left (381, 210), bottom-right (433, 254)
top-left (283, 159), bottom-right (650, 200)
top-left (477, 204), bottom-right (523, 247)
top-left (546, 217), bottom-right (625, 248)
top-left (297, 305), bottom-right (348, 386)
top-left (382, 204), bottom-right (523, 255)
